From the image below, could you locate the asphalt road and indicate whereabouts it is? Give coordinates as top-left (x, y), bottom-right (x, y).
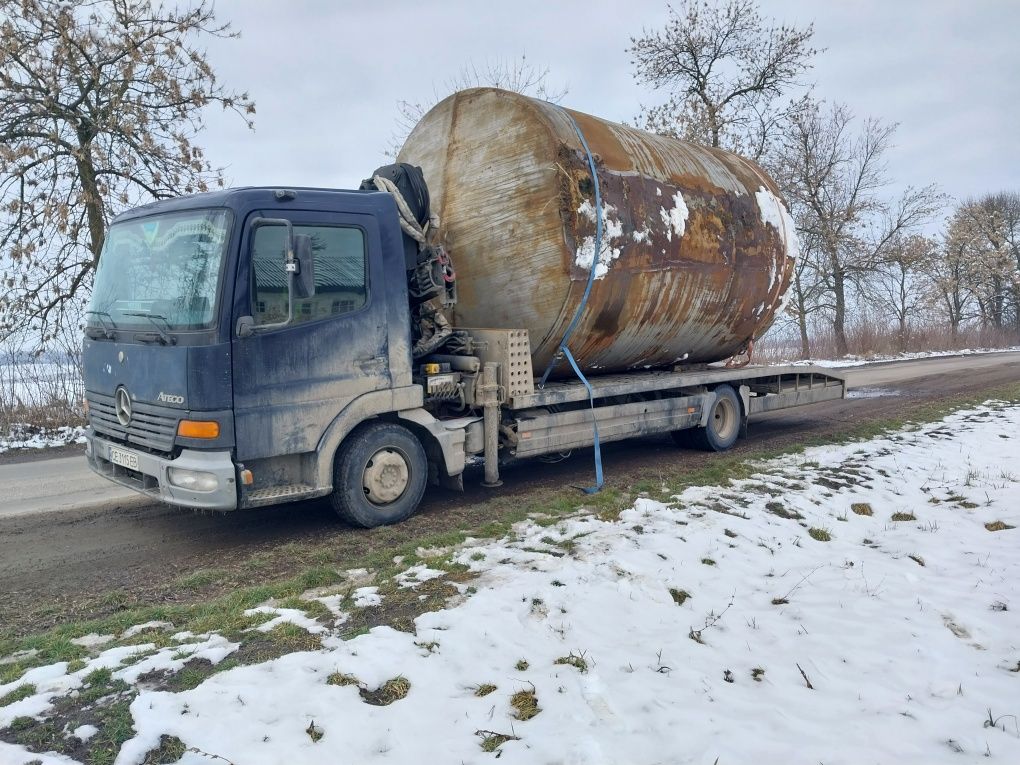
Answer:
top-left (0, 351), bottom-right (1018, 632)
top-left (0, 454), bottom-right (142, 518)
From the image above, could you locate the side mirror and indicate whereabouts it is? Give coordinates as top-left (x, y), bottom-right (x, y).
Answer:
top-left (248, 216), bottom-right (298, 333)
top-left (293, 234), bottom-right (316, 299)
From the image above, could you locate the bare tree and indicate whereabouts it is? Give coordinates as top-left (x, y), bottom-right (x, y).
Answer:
top-left (868, 234), bottom-right (936, 351)
top-left (948, 192), bottom-right (1020, 337)
top-left (629, 0), bottom-right (818, 161)
top-left (774, 100), bottom-right (943, 356)
top-left (0, 0), bottom-right (254, 342)
top-left (929, 215), bottom-right (981, 344)
top-left (389, 55), bottom-right (567, 157)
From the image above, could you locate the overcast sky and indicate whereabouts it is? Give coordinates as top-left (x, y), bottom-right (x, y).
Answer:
top-left (199, 0), bottom-right (1019, 209)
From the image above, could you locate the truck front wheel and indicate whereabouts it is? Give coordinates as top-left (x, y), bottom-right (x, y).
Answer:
top-left (331, 422), bottom-right (428, 528)
top-left (673, 384), bottom-right (741, 452)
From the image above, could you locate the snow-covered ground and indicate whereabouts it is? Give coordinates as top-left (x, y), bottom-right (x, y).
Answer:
top-left (0, 424), bottom-right (86, 453)
top-left (780, 345), bottom-right (1020, 368)
top-left (2, 403), bottom-right (1019, 764)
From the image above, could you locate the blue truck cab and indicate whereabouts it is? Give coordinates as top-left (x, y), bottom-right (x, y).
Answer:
top-left (83, 186), bottom-right (467, 527)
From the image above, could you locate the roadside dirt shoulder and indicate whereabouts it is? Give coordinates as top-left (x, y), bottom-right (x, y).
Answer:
top-left (0, 442), bottom-right (85, 465)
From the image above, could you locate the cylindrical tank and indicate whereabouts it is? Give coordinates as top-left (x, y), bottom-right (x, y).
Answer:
top-left (398, 88), bottom-right (798, 375)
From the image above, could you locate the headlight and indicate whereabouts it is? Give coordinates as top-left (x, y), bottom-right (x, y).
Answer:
top-left (167, 468), bottom-right (218, 492)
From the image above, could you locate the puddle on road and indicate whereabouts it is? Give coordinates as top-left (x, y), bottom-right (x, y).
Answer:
top-left (847, 387), bottom-right (903, 399)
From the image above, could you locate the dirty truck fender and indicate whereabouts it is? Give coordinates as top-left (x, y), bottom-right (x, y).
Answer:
top-left (313, 386), bottom-right (465, 489)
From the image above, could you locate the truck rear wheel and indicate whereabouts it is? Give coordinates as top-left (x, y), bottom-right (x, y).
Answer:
top-left (331, 422), bottom-right (427, 528)
top-left (673, 384), bottom-right (741, 452)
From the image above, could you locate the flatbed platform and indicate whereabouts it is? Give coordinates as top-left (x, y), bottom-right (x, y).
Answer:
top-left (510, 365), bottom-right (846, 410)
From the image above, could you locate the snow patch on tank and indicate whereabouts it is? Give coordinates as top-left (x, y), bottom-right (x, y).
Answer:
top-left (749, 187), bottom-right (801, 330)
top-left (755, 186), bottom-right (800, 261)
top-left (658, 191), bottom-right (689, 242)
top-left (632, 226), bottom-right (652, 243)
top-left (575, 199), bottom-right (625, 279)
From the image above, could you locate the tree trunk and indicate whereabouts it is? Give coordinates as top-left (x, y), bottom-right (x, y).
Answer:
top-left (832, 270), bottom-right (848, 357)
top-left (992, 276), bottom-right (1004, 330)
top-left (799, 310), bottom-right (811, 359)
top-left (1013, 286), bottom-right (1020, 340)
top-left (75, 134), bottom-right (106, 268)
top-left (792, 271), bottom-right (811, 358)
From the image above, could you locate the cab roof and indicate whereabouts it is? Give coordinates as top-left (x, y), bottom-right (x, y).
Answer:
top-left (112, 186), bottom-right (396, 223)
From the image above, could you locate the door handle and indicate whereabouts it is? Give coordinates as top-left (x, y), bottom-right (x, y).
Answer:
top-left (357, 355), bottom-right (387, 371)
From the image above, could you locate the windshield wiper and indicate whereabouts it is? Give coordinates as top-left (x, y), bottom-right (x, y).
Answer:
top-left (85, 310), bottom-right (117, 339)
top-left (121, 312), bottom-right (177, 346)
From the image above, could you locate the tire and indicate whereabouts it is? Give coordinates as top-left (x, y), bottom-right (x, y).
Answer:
top-left (330, 422), bottom-right (428, 528)
top-left (674, 384), bottom-right (741, 452)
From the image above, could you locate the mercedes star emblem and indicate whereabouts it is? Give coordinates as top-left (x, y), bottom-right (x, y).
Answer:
top-left (115, 387), bottom-right (133, 426)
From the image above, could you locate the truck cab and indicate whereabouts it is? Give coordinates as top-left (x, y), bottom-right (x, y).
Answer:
top-left (83, 187), bottom-right (466, 526)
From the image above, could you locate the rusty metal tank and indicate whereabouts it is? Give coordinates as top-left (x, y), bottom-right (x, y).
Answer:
top-left (397, 88), bottom-right (798, 375)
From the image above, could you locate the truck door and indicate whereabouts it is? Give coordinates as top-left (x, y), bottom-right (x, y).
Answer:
top-left (231, 210), bottom-right (391, 463)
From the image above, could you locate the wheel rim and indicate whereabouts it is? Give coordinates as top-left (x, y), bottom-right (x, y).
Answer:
top-left (362, 448), bottom-right (410, 505)
top-left (711, 395), bottom-right (739, 442)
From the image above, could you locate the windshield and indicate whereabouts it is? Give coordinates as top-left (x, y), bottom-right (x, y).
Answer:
top-left (88, 209), bottom-right (232, 332)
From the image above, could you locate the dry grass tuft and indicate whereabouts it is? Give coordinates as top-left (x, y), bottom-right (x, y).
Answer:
top-left (765, 502), bottom-right (804, 520)
top-left (326, 671), bottom-right (360, 687)
top-left (908, 554), bottom-right (925, 567)
top-left (669, 588), bottom-right (690, 606)
top-left (474, 683), bottom-right (497, 697)
top-left (851, 503), bottom-right (873, 516)
top-left (985, 520), bottom-right (1015, 532)
top-left (305, 721), bottom-right (324, 743)
top-left (808, 527), bottom-right (831, 542)
top-left (141, 734), bottom-right (186, 764)
top-left (890, 512), bottom-right (916, 522)
top-left (476, 729), bottom-right (520, 752)
top-left (359, 676), bottom-right (410, 706)
top-left (554, 651), bottom-right (588, 673)
top-left (510, 687), bottom-right (541, 721)
top-left (514, 659), bottom-right (529, 671)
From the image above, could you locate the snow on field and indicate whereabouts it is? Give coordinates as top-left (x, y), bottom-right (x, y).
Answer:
top-left (0, 424), bottom-right (86, 453)
top-left (2, 404), bottom-right (1019, 764)
top-left (0, 359), bottom-right (81, 405)
top-left (781, 345), bottom-right (1020, 368)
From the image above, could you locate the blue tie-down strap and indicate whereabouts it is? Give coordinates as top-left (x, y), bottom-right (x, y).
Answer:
top-left (538, 106), bottom-right (605, 493)
top-left (563, 345), bottom-right (604, 493)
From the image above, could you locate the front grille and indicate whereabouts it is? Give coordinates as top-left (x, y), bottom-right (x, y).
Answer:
top-left (87, 392), bottom-right (179, 453)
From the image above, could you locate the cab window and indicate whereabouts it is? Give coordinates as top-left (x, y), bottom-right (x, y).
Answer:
top-left (251, 225), bottom-right (367, 326)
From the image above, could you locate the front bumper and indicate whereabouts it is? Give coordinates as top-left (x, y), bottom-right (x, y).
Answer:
top-left (86, 430), bottom-right (238, 510)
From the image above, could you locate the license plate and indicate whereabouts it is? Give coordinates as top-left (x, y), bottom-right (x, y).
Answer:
top-left (109, 446), bottom-right (139, 471)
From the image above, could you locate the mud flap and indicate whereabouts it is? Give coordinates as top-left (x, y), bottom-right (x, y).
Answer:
top-left (739, 384), bottom-right (751, 438)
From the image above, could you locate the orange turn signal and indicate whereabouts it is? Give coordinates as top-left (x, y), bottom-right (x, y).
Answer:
top-left (177, 420), bottom-right (220, 439)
